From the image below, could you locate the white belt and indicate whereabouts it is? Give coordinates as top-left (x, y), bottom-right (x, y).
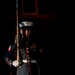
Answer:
top-left (22, 60), bottom-right (37, 63)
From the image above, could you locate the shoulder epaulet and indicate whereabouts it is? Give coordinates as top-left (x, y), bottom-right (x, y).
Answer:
top-left (8, 45), bottom-right (11, 52)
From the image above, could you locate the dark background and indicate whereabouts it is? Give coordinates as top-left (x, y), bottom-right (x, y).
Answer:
top-left (0, 0), bottom-right (74, 75)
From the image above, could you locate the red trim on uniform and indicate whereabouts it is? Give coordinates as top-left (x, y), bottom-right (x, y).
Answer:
top-left (26, 47), bottom-right (32, 75)
top-left (8, 45), bottom-right (11, 52)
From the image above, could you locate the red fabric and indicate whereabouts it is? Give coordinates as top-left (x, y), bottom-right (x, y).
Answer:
top-left (8, 45), bottom-right (11, 52)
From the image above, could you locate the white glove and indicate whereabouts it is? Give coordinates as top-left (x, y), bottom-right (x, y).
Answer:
top-left (12, 60), bottom-right (19, 67)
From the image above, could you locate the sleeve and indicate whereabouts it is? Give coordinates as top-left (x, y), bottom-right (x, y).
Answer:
top-left (4, 43), bottom-right (16, 67)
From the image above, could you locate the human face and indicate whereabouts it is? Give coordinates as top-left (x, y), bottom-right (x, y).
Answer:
top-left (20, 29), bottom-right (31, 37)
top-left (24, 29), bottom-right (31, 37)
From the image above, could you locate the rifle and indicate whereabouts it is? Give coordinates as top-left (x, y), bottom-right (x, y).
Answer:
top-left (16, 0), bottom-right (20, 62)
top-left (15, 0), bottom-right (24, 67)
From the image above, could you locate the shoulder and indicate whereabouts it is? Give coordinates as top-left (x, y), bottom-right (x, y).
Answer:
top-left (8, 45), bottom-right (12, 52)
top-left (8, 43), bottom-right (16, 52)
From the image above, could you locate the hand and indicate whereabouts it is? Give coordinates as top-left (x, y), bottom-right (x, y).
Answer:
top-left (12, 60), bottom-right (19, 67)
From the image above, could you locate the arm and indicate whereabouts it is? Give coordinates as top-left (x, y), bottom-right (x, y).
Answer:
top-left (4, 43), bottom-right (16, 67)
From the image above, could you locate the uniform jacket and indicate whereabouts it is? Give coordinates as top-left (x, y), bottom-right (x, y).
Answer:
top-left (4, 38), bottom-right (39, 67)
